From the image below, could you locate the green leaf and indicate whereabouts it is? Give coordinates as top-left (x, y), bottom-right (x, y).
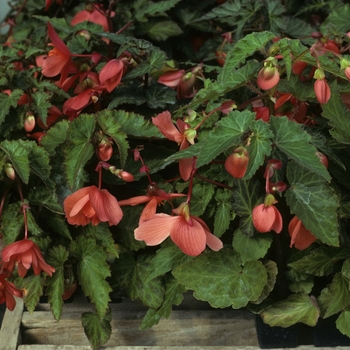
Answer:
top-left (1, 202), bottom-right (23, 244)
top-left (323, 4), bottom-right (350, 33)
top-left (267, 0), bottom-right (286, 33)
top-left (145, 85), bottom-right (177, 109)
top-left (0, 89), bottom-right (23, 127)
top-left (70, 237), bottom-right (111, 318)
top-left (318, 273), bottom-right (350, 318)
top-left (0, 139), bottom-right (30, 184)
top-left (32, 91), bottom-right (52, 123)
top-left (99, 110), bottom-right (160, 138)
top-left (140, 276), bottom-right (186, 329)
top-left (145, 244), bottom-right (193, 282)
top-left (27, 210), bottom-right (43, 236)
top-left (261, 293), bottom-right (320, 327)
top-left (233, 229), bottom-right (273, 265)
top-left (213, 189), bottom-right (233, 237)
top-left (251, 260), bottom-right (277, 305)
top-left (64, 114), bottom-right (95, 190)
top-left (40, 120), bottom-right (69, 156)
top-left (135, 0), bottom-right (183, 21)
top-left (16, 274), bottom-right (45, 314)
top-left (189, 183), bottom-right (215, 217)
top-left (277, 74), bottom-right (315, 101)
top-left (270, 116), bottom-right (331, 181)
top-left (285, 162), bottom-right (339, 247)
top-left (336, 310), bottom-right (350, 338)
top-left (167, 110), bottom-right (256, 167)
top-left (82, 310), bottom-right (112, 350)
top-left (219, 31), bottom-right (276, 82)
top-left (45, 246), bottom-right (69, 321)
top-left (147, 20), bottom-right (183, 41)
top-left (232, 178), bottom-right (262, 236)
top-left (46, 214), bottom-right (72, 240)
top-left (28, 142), bottom-right (52, 185)
top-left (113, 253), bottom-right (165, 309)
top-left (96, 111), bottom-right (129, 167)
top-left (322, 81), bottom-right (350, 145)
top-left (28, 186), bottom-right (64, 214)
top-left (288, 246), bottom-right (338, 276)
top-left (245, 120), bottom-right (273, 179)
top-left (172, 249), bottom-right (267, 308)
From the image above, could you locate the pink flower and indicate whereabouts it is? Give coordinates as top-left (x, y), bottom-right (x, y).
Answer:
top-left (252, 194), bottom-right (283, 233)
top-left (314, 79), bottom-right (331, 104)
top-left (63, 185), bottom-right (123, 226)
top-left (289, 216), bottom-right (316, 250)
top-left (0, 272), bottom-right (23, 311)
top-left (1, 239), bottom-right (55, 278)
top-left (158, 70), bottom-right (185, 88)
top-left (224, 146), bottom-right (249, 178)
top-left (152, 111), bottom-right (195, 181)
top-left (119, 184), bottom-right (185, 224)
top-left (257, 66), bottom-right (280, 90)
top-left (134, 203), bottom-right (223, 256)
top-left (99, 59), bottom-right (124, 93)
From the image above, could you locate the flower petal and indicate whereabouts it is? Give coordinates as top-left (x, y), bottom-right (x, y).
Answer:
top-left (152, 111), bottom-right (183, 143)
top-left (135, 214), bottom-right (177, 245)
top-left (170, 216), bottom-right (206, 256)
top-left (139, 197), bottom-right (158, 223)
top-left (47, 22), bottom-right (71, 56)
top-left (119, 196), bottom-right (150, 206)
top-left (1, 239), bottom-right (34, 262)
top-left (252, 204), bottom-right (275, 233)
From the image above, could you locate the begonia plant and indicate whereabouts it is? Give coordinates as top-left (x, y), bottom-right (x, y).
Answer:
top-left (1, 0), bottom-right (350, 348)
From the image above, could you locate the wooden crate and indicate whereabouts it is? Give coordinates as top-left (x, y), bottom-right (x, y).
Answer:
top-left (0, 295), bottom-right (347, 350)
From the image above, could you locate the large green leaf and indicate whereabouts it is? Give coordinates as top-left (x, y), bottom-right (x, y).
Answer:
top-left (112, 253), bottom-right (165, 309)
top-left (1, 202), bottom-right (23, 244)
top-left (28, 142), bottom-right (52, 185)
top-left (232, 228), bottom-right (273, 265)
top-left (28, 186), bottom-right (64, 214)
top-left (318, 273), bottom-right (350, 318)
top-left (0, 89), bottom-right (23, 127)
top-left (140, 276), bottom-right (186, 329)
top-left (336, 310), bottom-right (350, 338)
top-left (96, 111), bottom-right (129, 168)
top-left (285, 162), bottom-right (339, 247)
top-left (45, 246), bottom-right (69, 321)
top-left (172, 249), bottom-right (267, 308)
top-left (189, 183), bottom-right (215, 217)
top-left (219, 31), bottom-right (276, 83)
top-left (167, 110), bottom-right (256, 167)
top-left (0, 139), bottom-right (30, 184)
top-left (245, 119), bottom-right (273, 179)
top-left (82, 310), bottom-right (112, 350)
top-left (322, 81), bottom-right (350, 145)
top-left (135, 0), bottom-right (183, 21)
top-left (32, 91), bottom-right (52, 124)
top-left (213, 189), bottom-right (234, 237)
top-left (64, 114), bottom-right (95, 190)
top-left (261, 293), bottom-right (320, 327)
top-left (270, 116), bottom-right (330, 181)
top-left (40, 120), bottom-right (69, 156)
top-left (70, 237), bottom-right (111, 318)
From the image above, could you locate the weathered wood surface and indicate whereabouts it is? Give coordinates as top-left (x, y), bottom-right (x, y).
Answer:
top-left (0, 297), bottom-right (23, 350)
top-left (15, 347), bottom-right (350, 350)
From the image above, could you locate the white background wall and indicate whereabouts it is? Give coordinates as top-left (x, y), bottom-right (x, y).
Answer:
top-left (0, 0), bottom-right (11, 34)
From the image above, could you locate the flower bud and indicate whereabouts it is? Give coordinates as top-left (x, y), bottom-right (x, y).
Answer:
top-left (24, 113), bottom-right (36, 132)
top-left (98, 140), bottom-right (113, 161)
top-left (109, 167), bottom-right (134, 182)
top-left (315, 151), bottom-right (328, 168)
top-left (4, 163), bottom-right (15, 180)
top-left (257, 62), bottom-right (280, 90)
top-left (314, 79), bottom-right (331, 104)
top-left (183, 128), bottom-right (196, 145)
top-left (224, 146), bottom-right (249, 178)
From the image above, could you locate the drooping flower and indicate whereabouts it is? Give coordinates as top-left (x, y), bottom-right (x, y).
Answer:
top-left (0, 272), bottom-right (23, 311)
top-left (257, 57), bottom-right (280, 90)
top-left (99, 59), bottom-right (124, 93)
top-left (97, 139), bottom-right (113, 161)
top-left (119, 183), bottom-right (185, 224)
top-left (252, 194), bottom-right (283, 233)
top-left (1, 239), bottom-right (55, 278)
top-left (289, 216), bottom-right (317, 250)
top-left (152, 111), bottom-right (196, 181)
top-left (158, 70), bottom-right (185, 88)
top-left (224, 146), bottom-right (249, 178)
top-left (134, 203), bottom-right (223, 256)
top-left (63, 185), bottom-right (123, 226)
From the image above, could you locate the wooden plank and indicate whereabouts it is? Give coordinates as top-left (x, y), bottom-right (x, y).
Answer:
top-left (0, 297), bottom-right (24, 350)
top-left (21, 309), bottom-right (258, 347)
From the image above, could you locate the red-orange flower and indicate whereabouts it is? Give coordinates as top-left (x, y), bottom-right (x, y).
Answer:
top-left (257, 65), bottom-right (280, 90)
top-left (1, 239), bottom-right (55, 278)
top-left (252, 195), bottom-right (282, 233)
top-left (152, 111), bottom-right (195, 181)
top-left (288, 216), bottom-right (317, 250)
top-left (224, 146), bottom-right (249, 178)
top-left (0, 272), bottom-right (23, 311)
top-left (314, 79), bottom-right (331, 104)
top-left (63, 185), bottom-right (123, 226)
top-left (119, 184), bottom-right (185, 224)
top-left (99, 59), bottom-right (124, 93)
top-left (134, 203), bottom-right (223, 256)
top-left (158, 70), bottom-right (185, 88)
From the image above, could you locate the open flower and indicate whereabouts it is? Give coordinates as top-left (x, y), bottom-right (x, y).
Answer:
top-left (63, 185), bottom-right (123, 226)
top-left (289, 216), bottom-right (317, 250)
top-left (152, 111), bottom-right (195, 181)
top-left (134, 203), bottom-right (223, 256)
top-left (0, 272), bottom-right (23, 311)
top-left (119, 183), bottom-right (185, 224)
top-left (252, 194), bottom-right (283, 233)
top-left (1, 239), bottom-right (55, 278)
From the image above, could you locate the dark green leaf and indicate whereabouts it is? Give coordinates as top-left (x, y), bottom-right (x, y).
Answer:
top-left (213, 189), bottom-right (234, 237)
top-left (70, 237), bottom-right (111, 318)
top-left (145, 85), bottom-right (177, 109)
top-left (82, 310), bottom-right (112, 350)
top-left (336, 310), bottom-right (350, 338)
top-left (0, 89), bottom-right (23, 127)
top-left (1, 202), bottom-right (23, 244)
top-left (135, 0), bottom-right (183, 21)
top-left (172, 249), bottom-right (267, 308)
top-left (148, 21), bottom-right (182, 41)
top-left (189, 183), bottom-right (215, 217)
top-left (28, 142), bottom-right (52, 185)
top-left (46, 214), bottom-right (72, 240)
top-left (40, 120), bottom-right (69, 156)
top-left (28, 186), bottom-right (64, 214)
top-left (32, 91), bottom-right (52, 123)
